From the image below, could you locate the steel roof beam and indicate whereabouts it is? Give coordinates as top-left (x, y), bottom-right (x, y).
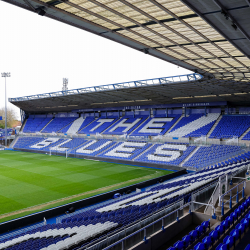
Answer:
top-left (213, 0), bottom-right (250, 45)
top-left (9, 73), bottom-right (202, 102)
top-left (153, 39), bottom-right (228, 48)
top-left (181, 0), bottom-right (250, 62)
top-left (116, 0), bottom-right (231, 74)
top-left (64, 0), bottom-right (208, 74)
top-left (68, 0), bottom-right (214, 75)
top-left (150, 0), bottom-right (248, 73)
top-left (112, 13), bottom-right (199, 32)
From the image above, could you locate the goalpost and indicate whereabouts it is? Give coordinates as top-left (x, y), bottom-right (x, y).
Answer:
top-left (49, 147), bottom-right (69, 158)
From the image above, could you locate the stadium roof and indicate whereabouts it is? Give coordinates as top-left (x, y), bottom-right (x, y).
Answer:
top-left (9, 73), bottom-right (250, 113)
top-left (5, 0), bottom-right (250, 82)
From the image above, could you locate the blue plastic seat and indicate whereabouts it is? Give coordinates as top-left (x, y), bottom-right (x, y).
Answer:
top-left (244, 244), bottom-right (250, 250)
top-left (226, 215), bottom-right (234, 226)
top-left (201, 220), bottom-right (210, 230)
top-left (235, 208), bottom-right (241, 217)
top-left (242, 201), bottom-right (248, 210)
top-left (223, 235), bottom-right (234, 248)
top-left (209, 230), bottom-right (219, 243)
top-left (182, 235), bottom-right (191, 248)
top-left (202, 236), bottom-right (212, 250)
top-left (231, 211), bottom-right (238, 221)
top-left (189, 230), bottom-right (198, 243)
top-left (236, 223), bottom-right (245, 235)
top-left (221, 220), bottom-right (229, 231)
top-left (173, 240), bottom-right (184, 250)
top-left (196, 225), bottom-right (205, 236)
top-left (215, 224), bottom-right (225, 237)
top-left (216, 243), bottom-right (228, 250)
top-left (230, 229), bottom-right (240, 241)
top-left (194, 242), bottom-right (205, 250)
top-left (241, 218), bottom-right (250, 228)
top-left (239, 204), bottom-right (245, 213)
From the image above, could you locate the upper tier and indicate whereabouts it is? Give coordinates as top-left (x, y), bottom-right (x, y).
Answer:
top-left (22, 114), bottom-right (250, 140)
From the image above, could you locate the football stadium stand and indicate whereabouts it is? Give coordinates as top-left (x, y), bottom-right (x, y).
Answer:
top-left (42, 117), bottom-right (77, 133)
top-left (23, 117), bottom-right (52, 133)
top-left (4, 0), bottom-right (250, 248)
top-left (12, 136), bottom-right (247, 171)
top-left (9, 102), bottom-right (250, 250)
top-left (209, 116), bottom-right (250, 139)
top-left (20, 113), bottom-right (250, 141)
top-left (183, 145), bottom-right (243, 169)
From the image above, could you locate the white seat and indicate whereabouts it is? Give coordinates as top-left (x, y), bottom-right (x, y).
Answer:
top-left (47, 244), bottom-right (56, 250)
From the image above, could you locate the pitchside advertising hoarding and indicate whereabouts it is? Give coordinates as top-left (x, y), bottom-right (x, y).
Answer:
top-left (0, 116), bottom-right (2, 120)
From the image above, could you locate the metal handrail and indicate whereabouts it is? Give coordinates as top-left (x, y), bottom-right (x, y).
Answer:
top-left (219, 179), bottom-right (246, 216)
top-left (204, 181), bottom-right (219, 214)
top-left (193, 201), bottom-right (216, 217)
top-left (103, 204), bottom-right (187, 250)
top-left (220, 180), bottom-right (245, 200)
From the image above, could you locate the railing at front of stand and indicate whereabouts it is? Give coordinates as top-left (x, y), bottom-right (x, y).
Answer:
top-left (16, 132), bottom-right (249, 148)
top-left (219, 180), bottom-right (246, 216)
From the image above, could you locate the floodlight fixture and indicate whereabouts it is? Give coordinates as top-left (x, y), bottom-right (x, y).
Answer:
top-left (62, 78), bottom-right (68, 92)
top-left (1, 72), bottom-right (11, 77)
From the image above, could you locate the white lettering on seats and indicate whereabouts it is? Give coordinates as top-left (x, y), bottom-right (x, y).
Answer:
top-left (105, 142), bottom-right (146, 158)
top-left (138, 118), bottom-right (173, 134)
top-left (89, 119), bottom-right (114, 132)
top-left (147, 144), bottom-right (187, 162)
top-left (109, 118), bottom-right (141, 133)
top-left (76, 140), bottom-right (112, 154)
top-left (50, 139), bottom-right (72, 152)
top-left (30, 138), bottom-right (60, 149)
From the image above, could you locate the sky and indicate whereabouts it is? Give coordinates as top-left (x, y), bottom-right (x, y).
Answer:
top-left (0, 1), bottom-right (192, 120)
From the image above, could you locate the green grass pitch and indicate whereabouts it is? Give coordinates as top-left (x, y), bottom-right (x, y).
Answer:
top-left (0, 150), bottom-right (172, 223)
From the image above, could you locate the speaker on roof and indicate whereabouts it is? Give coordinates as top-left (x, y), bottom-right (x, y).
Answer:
top-left (36, 7), bottom-right (46, 16)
